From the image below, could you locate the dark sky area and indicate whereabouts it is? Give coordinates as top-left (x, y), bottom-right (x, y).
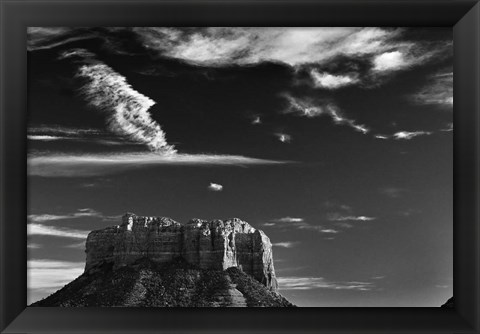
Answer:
top-left (27, 27), bottom-right (453, 306)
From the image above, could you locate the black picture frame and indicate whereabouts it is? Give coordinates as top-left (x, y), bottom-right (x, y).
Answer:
top-left (1, 0), bottom-right (479, 333)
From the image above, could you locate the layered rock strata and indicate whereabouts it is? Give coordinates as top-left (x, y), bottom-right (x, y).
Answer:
top-left (85, 213), bottom-right (278, 291)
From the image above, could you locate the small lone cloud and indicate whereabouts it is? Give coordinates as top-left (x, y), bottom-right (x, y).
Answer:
top-left (276, 133), bottom-right (292, 143)
top-left (252, 116), bottom-right (262, 125)
top-left (208, 183), bottom-right (223, 192)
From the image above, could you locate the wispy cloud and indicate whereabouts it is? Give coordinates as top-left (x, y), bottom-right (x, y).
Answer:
top-left (392, 131), bottom-right (432, 140)
top-left (28, 259), bottom-right (84, 304)
top-left (327, 214), bottom-right (376, 222)
top-left (28, 223), bottom-right (90, 239)
top-left (440, 123), bottom-right (453, 132)
top-left (278, 276), bottom-right (376, 291)
top-left (28, 208), bottom-right (102, 223)
top-left (28, 152), bottom-right (289, 177)
top-left (272, 241), bottom-right (299, 248)
top-left (283, 95), bottom-right (369, 134)
top-left (271, 217), bottom-right (304, 224)
top-left (310, 70), bottom-right (359, 89)
top-left (27, 27), bottom-right (95, 51)
top-left (132, 27), bottom-right (448, 74)
top-left (266, 217), bottom-right (339, 234)
top-left (412, 71), bottom-right (453, 108)
top-left (208, 183), bottom-right (223, 191)
top-left (77, 62), bottom-right (176, 154)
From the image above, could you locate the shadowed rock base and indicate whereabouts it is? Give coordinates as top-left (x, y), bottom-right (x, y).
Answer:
top-left (30, 258), bottom-right (294, 307)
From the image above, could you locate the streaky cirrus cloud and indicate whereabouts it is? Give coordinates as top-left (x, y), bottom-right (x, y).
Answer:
top-left (272, 241), bottom-right (299, 248)
top-left (277, 276), bottom-right (376, 291)
top-left (412, 71), bottom-right (453, 108)
top-left (27, 27), bottom-right (96, 51)
top-left (208, 183), bottom-right (223, 191)
top-left (265, 217), bottom-right (338, 234)
top-left (271, 217), bottom-right (304, 223)
top-left (28, 152), bottom-right (289, 177)
top-left (28, 259), bottom-right (84, 304)
top-left (284, 95), bottom-right (369, 134)
top-left (392, 131), bottom-right (432, 140)
top-left (327, 214), bottom-right (376, 222)
top-left (28, 208), bottom-right (103, 223)
top-left (77, 63), bottom-right (176, 154)
top-left (28, 223), bottom-right (90, 239)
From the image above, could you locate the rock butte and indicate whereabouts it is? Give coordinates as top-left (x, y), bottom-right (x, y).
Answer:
top-left (85, 213), bottom-right (278, 292)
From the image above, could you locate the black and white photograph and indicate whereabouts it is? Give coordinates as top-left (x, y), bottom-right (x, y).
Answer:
top-left (26, 27), bottom-right (453, 307)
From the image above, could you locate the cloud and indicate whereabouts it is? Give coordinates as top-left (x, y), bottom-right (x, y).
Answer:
top-left (374, 135), bottom-right (389, 140)
top-left (277, 276), bottom-right (375, 291)
top-left (252, 116), bottom-right (262, 125)
top-left (28, 152), bottom-right (289, 177)
top-left (132, 27), bottom-right (416, 68)
top-left (317, 229), bottom-right (339, 234)
top-left (28, 126), bottom-right (102, 136)
top-left (28, 223), bottom-right (89, 239)
top-left (440, 123), bottom-right (453, 132)
top-left (271, 217), bottom-right (304, 223)
top-left (77, 63), bottom-right (176, 154)
top-left (310, 70), bottom-right (359, 89)
top-left (283, 95), bottom-right (369, 134)
top-left (372, 42), bottom-right (451, 73)
top-left (272, 241), bottom-right (299, 248)
top-left (28, 208), bottom-right (102, 223)
top-left (327, 214), bottom-right (376, 222)
top-left (275, 133), bottom-right (292, 143)
top-left (27, 127), bottom-right (140, 147)
top-left (208, 183), bottom-right (223, 191)
top-left (392, 131), bottom-right (432, 140)
top-left (28, 259), bottom-right (84, 304)
top-left (27, 135), bottom-right (66, 141)
top-left (373, 51), bottom-right (406, 72)
top-left (27, 243), bottom-right (42, 249)
top-left (266, 217), bottom-right (339, 234)
top-left (27, 27), bottom-right (95, 51)
top-left (412, 71), bottom-right (453, 108)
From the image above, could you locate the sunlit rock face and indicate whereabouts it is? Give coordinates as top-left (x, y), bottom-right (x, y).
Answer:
top-left (85, 213), bottom-right (278, 291)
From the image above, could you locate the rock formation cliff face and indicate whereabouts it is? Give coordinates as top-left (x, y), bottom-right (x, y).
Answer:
top-left (85, 213), bottom-right (278, 292)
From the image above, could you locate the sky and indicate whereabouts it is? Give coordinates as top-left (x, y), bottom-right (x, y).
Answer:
top-left (26, 27), bottom-right (453, 306)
